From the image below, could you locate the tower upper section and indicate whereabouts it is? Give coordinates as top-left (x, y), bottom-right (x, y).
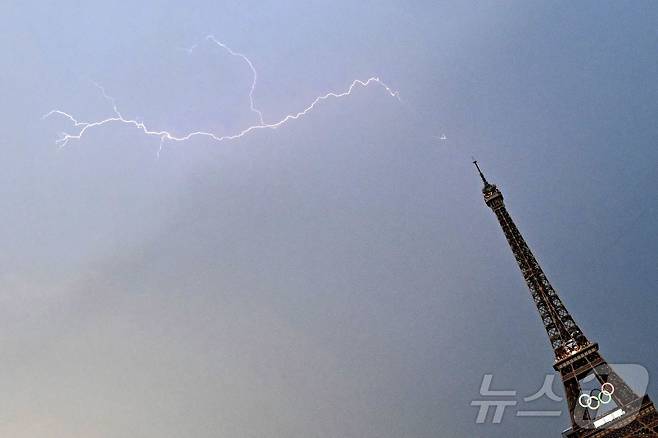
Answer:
top-left (473, 161), bottom-right (590, 361)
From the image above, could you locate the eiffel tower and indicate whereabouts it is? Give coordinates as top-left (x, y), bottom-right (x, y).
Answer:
top-left (474, 162), bottom-right (657, 437)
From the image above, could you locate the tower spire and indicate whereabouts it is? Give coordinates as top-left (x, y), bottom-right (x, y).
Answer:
top-left (476, 167), bottom-right (656, 436)
top-left (472, 159), bottom-right (489, 186)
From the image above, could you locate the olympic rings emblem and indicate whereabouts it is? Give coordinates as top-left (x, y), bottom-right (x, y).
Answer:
top-left (578, 382), bottom-right (615, 409)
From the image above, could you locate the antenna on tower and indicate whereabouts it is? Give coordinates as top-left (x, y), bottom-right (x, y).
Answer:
top-left (472, 158), bottom-right (489, 186)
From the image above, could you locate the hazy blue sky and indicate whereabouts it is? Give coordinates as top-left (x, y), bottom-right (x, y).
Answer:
top-left (1, 1), bottom-right (656, 437)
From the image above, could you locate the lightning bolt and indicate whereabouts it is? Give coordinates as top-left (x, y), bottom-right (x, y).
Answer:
top-left (44, 37), bottom-right (400, 157)
top-left (205, 35), bottom-right (263, 125)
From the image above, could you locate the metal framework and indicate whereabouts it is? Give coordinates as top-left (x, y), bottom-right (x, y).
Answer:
top-left (474, 162), bottom-right (657, 437)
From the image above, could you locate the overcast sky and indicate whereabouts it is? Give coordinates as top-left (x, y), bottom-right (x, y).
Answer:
top-left (1, 1), bottom-right (656, 437)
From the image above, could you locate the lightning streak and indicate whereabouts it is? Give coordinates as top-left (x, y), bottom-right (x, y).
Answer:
top-left (91, 80), bottom-right (122, 118)
top-left (45, 37), bottom-right (400, 156)
top-left (205, 35), bottom-right (263, 125)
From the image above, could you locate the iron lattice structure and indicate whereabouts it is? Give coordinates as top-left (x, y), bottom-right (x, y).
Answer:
top-left (474, 162), bottom-right (657, 437)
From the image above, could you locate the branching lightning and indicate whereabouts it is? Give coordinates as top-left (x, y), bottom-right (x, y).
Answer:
top-left (44, 36), bottom-right (400, 156)
top-left (205, 35), bottom-right (263, 125)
